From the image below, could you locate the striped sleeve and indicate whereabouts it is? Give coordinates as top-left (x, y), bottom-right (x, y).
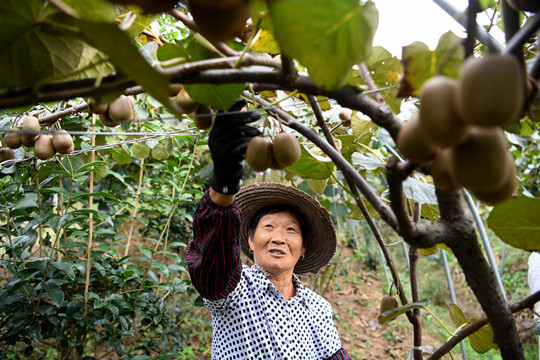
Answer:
top-left (186, 190), bottom-right (242, 300)
top-left (325, 348), bottom-right (352, 360)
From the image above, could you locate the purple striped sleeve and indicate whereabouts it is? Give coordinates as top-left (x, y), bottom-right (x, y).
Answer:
top-left (186, 190), bottom-right (242, 300)
top-left (324, 348), bottom-right (352, 360)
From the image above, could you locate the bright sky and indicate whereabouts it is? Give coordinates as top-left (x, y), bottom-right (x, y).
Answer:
top-left (372, 0), bottom-right (492, 57)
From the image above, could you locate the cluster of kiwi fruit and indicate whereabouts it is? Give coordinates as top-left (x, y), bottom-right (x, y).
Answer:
top-left (245, 132), bottom-right (301, 172)
top-left (396, 53), bottom-right (525, 205)
top-left (188, 0), bottom-right (251, 43)
top-left (171, 84), bottom-right (215, 130)
top-left (1, 115), bottom-right (75, 162)
top-left (89, 95), bottom-right (134, 127)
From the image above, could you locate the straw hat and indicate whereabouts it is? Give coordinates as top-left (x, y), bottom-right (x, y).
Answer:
top-left (235, 182), bottom-right (337, 274)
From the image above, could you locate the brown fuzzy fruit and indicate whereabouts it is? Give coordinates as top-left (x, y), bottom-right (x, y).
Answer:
top-left (272, 132), bottom-right (301, 168)
top-left (193, 105), bottom-right (215, 130)
top-left (419, 76), bottom-right (468, 147)
top-left (338, 108), bottom-right (352, 127)
top-left (0, 148), bottom-right (15, 163)
top-left (21, 115), bottom-right (40, 147)
top-left (169, 83), bottom-right (183, 97)
top-left (449, 126), bottom-right (514, 192)
top-left (473, 152), bottom-right (517, 205)
top-left (396, 113), bottom-right (438, 163)
top-left (380, 294), bottom-right (400, 314)
top-left (88, 98), bottom-right (109, 115)
top-left (189, 0), bottom-right (251, 42)
top-left (3, 128), bottom-right (22, 149)
top-left (108, 95), bottom-right (133, 122)
top-left (34, 135), bottom-right (56, 160)
top-left (99, 113), bottom-right (120, 127)
top-left (459, 54), bottom-right (525, 127)
top-left (246, 136), bottom-right (274, 172)
top-left (506, 0), bottom-right (540, 12)
top-left (52, 130), bottom-right (75, 155)
top-left (175, 89), bottom-right (199, 114)
top-left (431, 148), bottom-right (460, 192)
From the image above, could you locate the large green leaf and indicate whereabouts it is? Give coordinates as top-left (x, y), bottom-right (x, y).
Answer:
top-left (184, 38), bottom-right (244, 111)
top-left (269, 0), bottom-right (378, 90)
top-left (398, 31), bottom-right (464, 97)
top-left (286, 146), bottom-right (334, 180)
top-left (0, 0), bottom-right (113, 87)
top-left (487, 196), bottom-right (540, 250)
top-left (74, 19), bottom-right (180, 118)
top-left (365, 46), bottom-right (403, 114)
top-left (43, 280), bottom-right (65, 307)
top-left (378, 299), bottom-right (429, 325)
top-left (351, 114), bottom-right (378, 145)
top-left (449, 303), bottom-right (498, 354)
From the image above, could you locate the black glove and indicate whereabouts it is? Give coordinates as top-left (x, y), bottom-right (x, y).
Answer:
top-left (208, 99), bottom-right (261, 195)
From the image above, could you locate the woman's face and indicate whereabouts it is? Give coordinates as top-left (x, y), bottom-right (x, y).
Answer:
top-left (249, 210), bottom-right (304, 276)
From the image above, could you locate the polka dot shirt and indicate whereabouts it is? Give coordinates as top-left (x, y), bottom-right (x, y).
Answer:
top-left (187, 190), bottom-right (350, 360)
top-left (205, 264), bottom-right (342, 359)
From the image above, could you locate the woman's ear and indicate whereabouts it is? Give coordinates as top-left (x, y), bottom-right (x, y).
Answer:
top-left (248, 236), bottom-right (254, 252)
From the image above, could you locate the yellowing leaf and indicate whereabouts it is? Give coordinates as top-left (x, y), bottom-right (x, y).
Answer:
top-left (306, 178), bottom-right (328, 194)
top-left (269, 0), bottom-right (378, 90)
top-left (252, 29), bottom-right (281, 55)
top-left (398, 31), bottom-right (464, 97)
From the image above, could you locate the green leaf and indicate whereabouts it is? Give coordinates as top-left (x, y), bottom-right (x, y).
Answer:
top-left (449, 303), bottom-right (468, 326)
top-left (184, 39), bottom-right (244, 110)
top-left (351, 153), bottom-right (385, 171)
top-left (74, 18), bottom-right (180, 118)
top-left (487, 196), bottom-right (540, 250)
top-left (378, 299), bottom-right (429, 325)
top-left (351, 114), bottom-right (378, 145)
top-left (43, 280), bottom-right (65, 307)
top-left (64, 0), bottom-right (116, 22)
top-left (73, 191), bottom-right (119, 201)
top-left (132, 143), bottom-right (151, 159)
top-left (0, 0), bottom-right (113, 87)
top-left (269, 0), bottom-right (378, 90)
top-left (13, 193), bottom-right (38, 209)
top-left (398, 31), bottom-right (464, 97)
top-left (469, 322), bottom-right (498, 354)
top-left (157, 43), bottom-right (189, 64)
top-left (286, 146), bottom-right (334, 179)
top-left (51, 261), bottom-right (77, 280)
top-left (365, 46), bottom-right (403, 114)
top-left (382, 178), bottom-right (438, 205)
top-left (151, 143), bottom-right (170, 161)
top-left (74, 160), bottom-right (110, 174)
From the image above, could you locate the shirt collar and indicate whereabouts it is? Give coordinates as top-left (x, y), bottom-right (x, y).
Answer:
top-left (250, 265), bottom-right (309, 304)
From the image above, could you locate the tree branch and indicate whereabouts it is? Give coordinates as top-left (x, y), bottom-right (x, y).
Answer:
top-left (429, 289), bottom-right (540, 360)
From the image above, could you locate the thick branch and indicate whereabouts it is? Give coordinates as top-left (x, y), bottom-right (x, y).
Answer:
top-left (505, 14), bottom-right (540, 58)
top-left (430, 290), bottom-right (540, 360)
top-left (501, 0), bottom-right (524, 60)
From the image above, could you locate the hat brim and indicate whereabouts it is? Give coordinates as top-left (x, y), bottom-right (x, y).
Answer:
top-left (235, 182), bottom-right (336, 274)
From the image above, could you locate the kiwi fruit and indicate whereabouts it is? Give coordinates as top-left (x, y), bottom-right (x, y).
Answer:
top-left (246, 136), bottom-right (274, 172)
top-left (175, 89), bottom-right (199, 114)
top-left (169, 83), bottom-right (183, 97)
top-left (431, 148), bottom-right (459, 192)
top-left (88, 98), bottom-right (109, 115)
top-left (189, 0), bottom-right (251, 42)
top-left (473, 161), bottom-right (517, 205)
top-left (52, 130), bottom-right (74, 155)
top-left (3, 127), bottom-right (22, 149)
top-left (21, 115), bottom-right (40, 147)
top-left (396, 112), bottom-right (438, 163)
top-left (99, 113), bottom-right (120, 127)
top-left (380, 294), bottom-right (400, 314)
top-left (506, 0), bottom-right (540, 12)
top-left (108, 95), bottom-right (133, 122)
top-left (34, 135), bottom-right (56, 160)
top-left (0, 147), bottom-right (15, 163)
top-left (449, 126), bottom-right (513, 192)
top-left (193, 105), bottom-right (215, 130)
top-left (338, 108), bottom-right (352, 127)
top-left (419, 76), bottom-right (468, 147)
top-left (272, 132), bottom-right (301, 168)
top-left (458, 54), bottom-right (525, 127)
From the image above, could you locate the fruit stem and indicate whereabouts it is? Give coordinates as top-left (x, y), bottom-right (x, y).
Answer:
top-left (423, 306), bottom-right (456, 337)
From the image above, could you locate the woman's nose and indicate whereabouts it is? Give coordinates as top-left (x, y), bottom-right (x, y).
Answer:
top-left (271, 237), bottom-right (286, 245)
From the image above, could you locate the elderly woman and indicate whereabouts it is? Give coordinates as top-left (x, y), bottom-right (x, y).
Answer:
top-left (186, 100), bottom-right (351, 359)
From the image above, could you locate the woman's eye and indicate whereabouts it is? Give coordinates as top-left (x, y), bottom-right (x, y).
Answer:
top-left (288, 227), bottom-right (298, 232)
top-left (264, 224), bottom-right (273, 229)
